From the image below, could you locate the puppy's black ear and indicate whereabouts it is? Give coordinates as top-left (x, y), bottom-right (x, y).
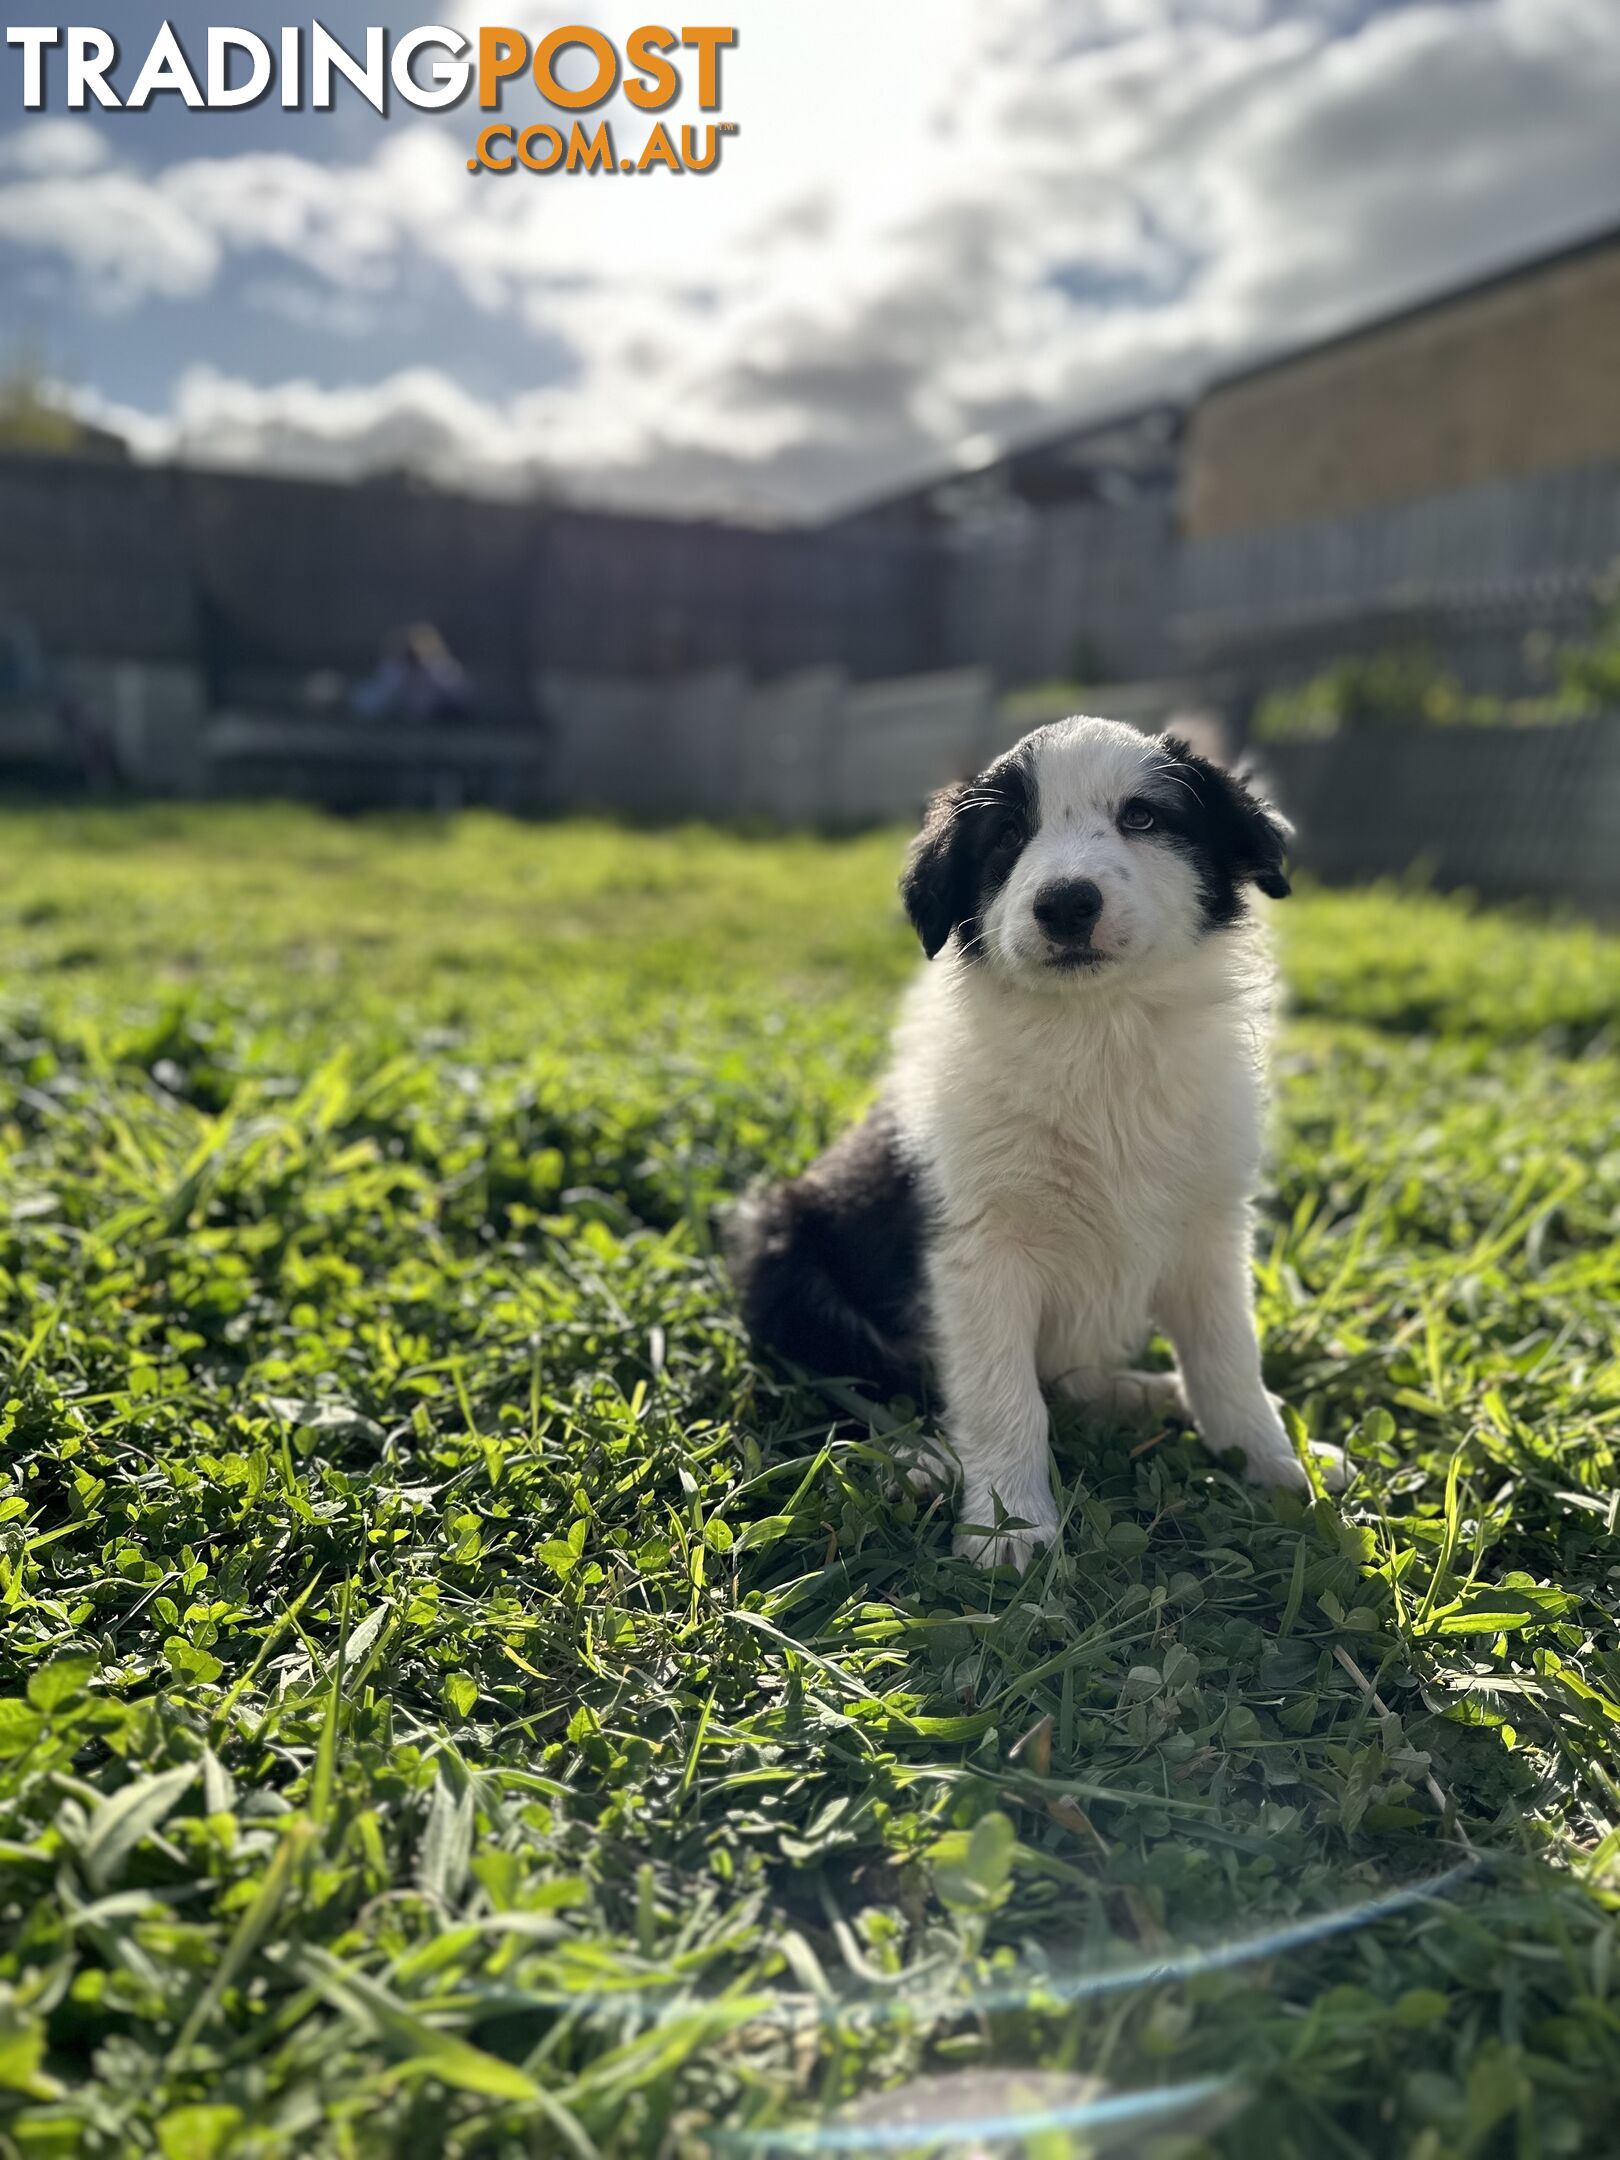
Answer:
top-left (1159, 736), bottom-right (1294, 899)
top-left (901, 781), bottom-right (978, 958)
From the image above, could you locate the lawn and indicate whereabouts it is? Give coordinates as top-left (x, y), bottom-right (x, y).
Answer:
top-left (0, 804), bottom-right (1618, 2159)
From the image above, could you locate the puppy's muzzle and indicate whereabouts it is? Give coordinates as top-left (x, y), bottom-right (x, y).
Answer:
top-left (1033, 877), bottom-right (1104, 950)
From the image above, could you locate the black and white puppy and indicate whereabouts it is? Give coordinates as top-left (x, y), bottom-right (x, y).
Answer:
top-left (726, 716), bottom-right (1347, 1564)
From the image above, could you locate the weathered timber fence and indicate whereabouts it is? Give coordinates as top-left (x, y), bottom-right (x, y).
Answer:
top-left (539, 666), bottom-right (1002, 823)
top-left (1258, 718), bottom-right (1620, 910)
top-left (1177, 463), bottom-right (1620, 697)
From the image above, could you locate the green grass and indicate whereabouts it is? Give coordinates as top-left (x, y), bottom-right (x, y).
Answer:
top-left (0, 803), bottom-right (1618, 2159)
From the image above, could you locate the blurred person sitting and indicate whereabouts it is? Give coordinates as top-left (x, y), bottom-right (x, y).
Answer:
top-left (351, 623), bottom-right (470, 725)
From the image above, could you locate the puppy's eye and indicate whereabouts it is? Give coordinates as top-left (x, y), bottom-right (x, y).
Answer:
top-left (994, 818), bottom-right (1022, 851)
top-left (1119, 800), bottom-right (1156, 833)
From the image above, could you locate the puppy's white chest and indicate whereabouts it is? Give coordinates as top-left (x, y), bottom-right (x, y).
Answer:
top-left (1019, 1110), bottom-right (1184, 1257)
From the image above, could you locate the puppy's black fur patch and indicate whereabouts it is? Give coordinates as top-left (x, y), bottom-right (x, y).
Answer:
top-left (901, 748), bottom-right (1037, 960)
top-left (724, 1110), bottom-right (925, 1397)
top-left (1151, 736), bottom-right (1292, 929)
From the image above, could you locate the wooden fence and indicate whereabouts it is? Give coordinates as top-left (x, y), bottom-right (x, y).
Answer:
top-left (1259, 718), bottom-right (1620, 910)
top-left (1178, 462), bottom-right (1620, 693)
top-left (538, 666), bottom-right (1001, 824)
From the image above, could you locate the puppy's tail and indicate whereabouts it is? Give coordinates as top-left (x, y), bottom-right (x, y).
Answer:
top-left (720, 1181), bottom-right (919, 1401)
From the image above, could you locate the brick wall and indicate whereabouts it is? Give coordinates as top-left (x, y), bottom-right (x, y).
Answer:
top-left (1185, 229), bottom-right (1620, 536)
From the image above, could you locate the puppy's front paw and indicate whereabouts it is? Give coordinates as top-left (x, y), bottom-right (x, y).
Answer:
top-left (1305, 1439), bottom-right (1350, 1492)
top-left (954, 1487), bottom-right (1059, 1569)
top-left (1261, 1395), bottom-right (1352, 1492)
top-left (1240, 1445), bottom-right (1312, 1493)
top-left (1239, 1434), bottom-right (1351, 1495)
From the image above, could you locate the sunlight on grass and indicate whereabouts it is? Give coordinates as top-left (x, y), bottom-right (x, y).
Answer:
top-left (0, 803), bottom-right (1617, 2156)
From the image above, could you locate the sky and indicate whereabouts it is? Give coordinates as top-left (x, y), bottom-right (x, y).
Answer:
top-left (1, 0), bottom-right (1617, 519)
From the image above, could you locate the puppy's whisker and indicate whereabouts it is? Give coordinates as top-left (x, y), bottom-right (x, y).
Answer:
top-left (1148, 767), bottom-right (1200, 807)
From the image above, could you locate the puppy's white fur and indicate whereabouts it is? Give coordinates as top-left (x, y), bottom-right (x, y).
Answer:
top-left (887, 718), bottom-right (1343, 1562)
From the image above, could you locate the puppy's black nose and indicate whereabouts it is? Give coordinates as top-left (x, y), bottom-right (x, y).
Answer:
top-left (1033, 878), bottom-right (1104, 942)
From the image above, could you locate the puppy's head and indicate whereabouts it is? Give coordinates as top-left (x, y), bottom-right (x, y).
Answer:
top-left (901, 717), bottom-right (1291, 985)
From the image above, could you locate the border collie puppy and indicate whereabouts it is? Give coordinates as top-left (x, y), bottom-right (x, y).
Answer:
top-left (726, 716), bottom-right (1347, 1564)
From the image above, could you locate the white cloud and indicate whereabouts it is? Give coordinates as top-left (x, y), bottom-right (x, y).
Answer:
top-left (0, 115), bottom-right (108, 175)
top-left (7, 0), bottom-right (1620, 511)
top-left (0, 167), bottom-right (220, 303)
top-left (162, 150), bottom-right (403, 295)
top-left (166, 363), bottom-right (542, 484)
